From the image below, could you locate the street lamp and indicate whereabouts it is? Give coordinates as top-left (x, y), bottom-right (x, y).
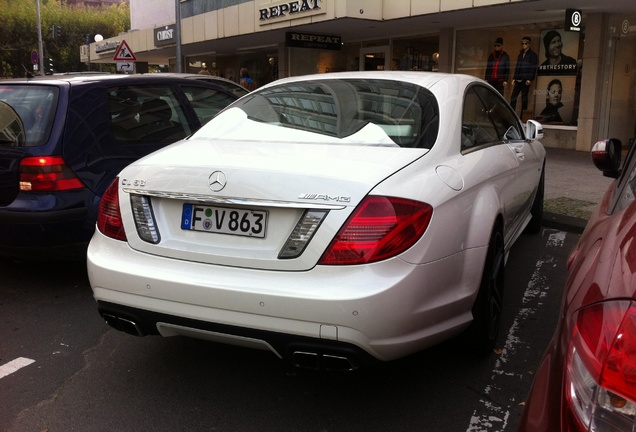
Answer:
top-left (87, 34), bottom-right (103, 71)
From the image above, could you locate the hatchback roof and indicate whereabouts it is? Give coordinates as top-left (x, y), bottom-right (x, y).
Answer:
top-left (3, 73), bottom-right (233, 86)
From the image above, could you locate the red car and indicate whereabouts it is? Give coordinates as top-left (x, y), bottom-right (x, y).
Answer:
top-left (519, 137), bottom-right (636, 431)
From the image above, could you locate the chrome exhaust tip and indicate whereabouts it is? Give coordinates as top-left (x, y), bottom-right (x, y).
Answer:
top-left (102, 313), bottom-right (144, 337)
top-left (292, 351), bottom-right (357, 371)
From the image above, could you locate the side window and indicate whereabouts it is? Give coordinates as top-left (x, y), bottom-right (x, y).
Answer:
top-left (109, 86), bottom-right (192, 143)
top-left (474, 86), bottom-right (523, 141)
top-left (180, 85), bottom-right (236, 126)
top-left (461, 87), bottom-right (499, 151)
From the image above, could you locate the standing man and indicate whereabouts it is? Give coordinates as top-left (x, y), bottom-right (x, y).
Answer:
top-left (510, 36), bottom-right (538, 115)
top-left (485, 37), bottom-right (510, 95)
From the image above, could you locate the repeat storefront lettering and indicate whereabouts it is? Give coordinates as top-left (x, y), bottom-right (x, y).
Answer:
top-left (259, 0), bottom-right (321, 21)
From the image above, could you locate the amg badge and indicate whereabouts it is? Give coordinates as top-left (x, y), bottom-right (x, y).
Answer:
top-left (298, 193), bottom-right (350, 203)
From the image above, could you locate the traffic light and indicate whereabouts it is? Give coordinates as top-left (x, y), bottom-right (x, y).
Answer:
top-left (51, 24), bottom-right (61, 39)
top-left (44, 57), bottom-right (54, 75)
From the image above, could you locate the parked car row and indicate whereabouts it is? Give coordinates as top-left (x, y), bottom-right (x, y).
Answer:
top-left (5, 69), bottom-right (634, 430)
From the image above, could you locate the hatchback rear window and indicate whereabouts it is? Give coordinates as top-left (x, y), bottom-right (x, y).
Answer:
top-left (0, 85), bottom-right (59, 147)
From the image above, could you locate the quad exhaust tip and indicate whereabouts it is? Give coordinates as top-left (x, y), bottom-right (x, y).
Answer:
top-left (292, 351), bottom-right (358, 372)
top-left (102, 313), bottom-right (144, 337)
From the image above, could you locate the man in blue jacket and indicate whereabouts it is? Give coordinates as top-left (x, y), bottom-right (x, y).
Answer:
top-left (510, 36), bottom-right (538, 115)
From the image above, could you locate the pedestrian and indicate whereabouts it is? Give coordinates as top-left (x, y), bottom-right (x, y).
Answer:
top-left (484, 37), bottom-right (510, 95)
top-left (240, 67), bottom-right (256, 91)
top-left (510, 36), bottom-right (538, 115)
top-left (198, 62), bottom-right (211, 75)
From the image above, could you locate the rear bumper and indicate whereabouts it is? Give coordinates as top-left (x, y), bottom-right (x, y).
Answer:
top-left (87, 230), bottom-right (487, 362)
top-left (97, 300), bottom-right (377, 371)
top-left (0, 192), bottom-right (92, 260)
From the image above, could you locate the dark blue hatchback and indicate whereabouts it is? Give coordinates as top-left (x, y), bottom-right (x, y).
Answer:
top-left (0, 74), bottom-right (238, 260)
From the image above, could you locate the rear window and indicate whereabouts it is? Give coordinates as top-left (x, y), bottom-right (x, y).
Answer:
top-left (202, 79), bottom-right (439, 149)
top-left (0, 85), bottom-right (59, 147)
top-left (180, 85), bottom-right (237, 125)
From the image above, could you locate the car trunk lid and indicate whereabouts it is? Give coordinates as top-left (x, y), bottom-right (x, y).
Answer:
top-left (121, 137), bottom-right (427, 271)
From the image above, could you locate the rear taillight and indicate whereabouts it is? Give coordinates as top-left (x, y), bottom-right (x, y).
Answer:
top-left (19, 156), bottom-right (84, 192)
top-left (97, 178), bottom-right (126, 241)
top-left (565, 300), bottom-right (636, 431)
top-left (319, 196), bottom-right (433, 265)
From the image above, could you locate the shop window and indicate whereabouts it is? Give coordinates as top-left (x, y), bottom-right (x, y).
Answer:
top-left (456, 25), bottom-right (582, 126)
top-left (392, 36), bottom-right (439, 71)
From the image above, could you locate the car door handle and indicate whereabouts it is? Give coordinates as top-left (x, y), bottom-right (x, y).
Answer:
top-left (510, 144), bottom-right (525, 160)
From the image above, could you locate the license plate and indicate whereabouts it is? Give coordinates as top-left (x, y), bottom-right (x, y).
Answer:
top-left (181, 204), bottom-right (267, 238)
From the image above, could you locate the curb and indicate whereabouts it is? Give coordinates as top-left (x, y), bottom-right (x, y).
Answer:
top-left (542, 212), bottom-right (588, 234)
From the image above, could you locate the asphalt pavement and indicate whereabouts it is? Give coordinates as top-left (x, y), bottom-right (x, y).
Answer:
top-left (543, 147), bottom-right (615, 233)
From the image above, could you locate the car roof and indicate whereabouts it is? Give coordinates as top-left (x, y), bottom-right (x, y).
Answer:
top-left (0, 73), bottom-right (236, 89)
top-left (159, 73), bottom-right (245, 85)
top-left (158, 73), bottom-right (250, 94)
top-left (259, 70), bottom-right (482, 90)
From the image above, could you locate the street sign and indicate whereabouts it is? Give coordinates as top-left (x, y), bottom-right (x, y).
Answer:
top-left (116, 62), bottom-right (135, 73)
top-left (113, 40), bottom-right (137, 62)
top-left (31, 50), bottom-right (39, 65)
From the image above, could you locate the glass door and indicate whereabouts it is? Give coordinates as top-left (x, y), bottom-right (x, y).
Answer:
top-left (359, 46), bottom-right (390, 71)
top-left (601, 15), bottom-right (636, 147)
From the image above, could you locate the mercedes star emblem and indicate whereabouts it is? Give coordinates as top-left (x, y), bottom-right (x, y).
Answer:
top-left (208, 171), bottom-right (227, 192)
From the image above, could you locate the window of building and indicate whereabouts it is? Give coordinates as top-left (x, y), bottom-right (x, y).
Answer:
top-left (392, 36), bottom-right (439, 71)
top-left (455, 23), bottom-right (583, 126)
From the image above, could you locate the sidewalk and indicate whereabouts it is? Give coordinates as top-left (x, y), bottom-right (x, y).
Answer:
top-left (542, 147), bottom-right (614, 233)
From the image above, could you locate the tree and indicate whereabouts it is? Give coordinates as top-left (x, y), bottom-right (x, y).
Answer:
top-left (0, 0), bottom-right (130, 77)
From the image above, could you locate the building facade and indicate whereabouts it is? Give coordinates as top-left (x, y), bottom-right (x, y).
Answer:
top-left (88, 0), bottom-right (636, 151)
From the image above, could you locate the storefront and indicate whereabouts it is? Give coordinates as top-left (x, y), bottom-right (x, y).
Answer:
top-left (88, 1), bottom-right (635, 151)
top-left (454, 13), bottom-right (635, 149)
top-left (599, 14), bottom-right (636, 149)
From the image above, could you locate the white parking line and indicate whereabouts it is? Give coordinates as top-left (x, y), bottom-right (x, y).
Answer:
top-left (0, 357), bottom-right (36, 379)
top-left (466, 230), bottom-right (567, 432)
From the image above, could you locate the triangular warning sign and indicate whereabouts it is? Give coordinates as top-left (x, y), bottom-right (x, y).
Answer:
top-left (113, 40), bottom-right (137, 61)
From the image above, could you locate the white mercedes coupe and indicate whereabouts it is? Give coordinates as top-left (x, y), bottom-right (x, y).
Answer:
top-left (88, 71), bottom-right (545, 371)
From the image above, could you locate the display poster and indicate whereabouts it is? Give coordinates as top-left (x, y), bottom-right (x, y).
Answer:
top-left (535, 29), bottom-right (580, 124)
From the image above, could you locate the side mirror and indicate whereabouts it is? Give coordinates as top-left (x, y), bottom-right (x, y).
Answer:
top-left (525, 119), bottom-right (543, 141)
top-left (0, 101), bottom-right (26, 147)
top-left (591, 138), bottom-right (622, 178)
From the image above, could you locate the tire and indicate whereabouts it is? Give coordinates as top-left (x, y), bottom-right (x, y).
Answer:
top-left (465, 222), bottom-right (505, 354)
top-left (525, 165), bottom-right (545, 234)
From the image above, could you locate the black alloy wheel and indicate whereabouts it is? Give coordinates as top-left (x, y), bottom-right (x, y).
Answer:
top-left (525, 164), bottom-right (545, 234)
top-left (465, 221), bottom-right (505, 353)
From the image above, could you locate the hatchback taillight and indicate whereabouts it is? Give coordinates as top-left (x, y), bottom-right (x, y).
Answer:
top-left (97, 178), bottom-right (126, 241)
top-left (565, 301), bottom-right (636, 431)
top-left (319, 196), bottom-right (433, 265)
top-left (19, 156), bottom-right (84, 192)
